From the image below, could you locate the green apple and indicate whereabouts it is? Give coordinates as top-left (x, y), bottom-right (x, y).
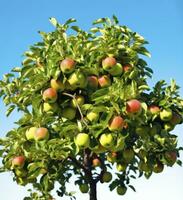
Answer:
top-left (71, 95), bottom-right (85, 108)
top-left (43, 88), bottom-right (57, 103)
top-left (160, 108), bottom-right (173, 121)
top-left (79, 183), bottom-right (89, 193)
top-left (108, 63), bottom-right (123, 76)
top-left (102, 171), bottom-right (112, 183)
top-left (99, 133), bottom-right (114, 148)
top-left (62, 107), bottom-right (76, 120)
top-left (102, 57), bottom-right (117, 71)
top-left (107, 152), bottom-right (117, 163)
top-left (135, 126), bottom-right (149, 138)
top-left (116, 163), bottom-right (127, 172)
top-left (98, 75), bottom-right (111, 88)
top-left (25, 127), bottom-right (37, 141)
top-left (50, 79), bottom-right (65, 91)
top-left (138, 161), bottom-right (151, 172)
top-left (68, 71), bottom-right (87, 89)
top-left (123, 148), bottom-right (134, 163)
top-left (12, 156), bottom-right (25, 169)
top-left (86, 111), bottom-right (99, 122)
top-left (108, 116), bottom-right (124, 131)
top-left (116, 186), bottom-right (127, 196)
top-left (75, 133), bottom-right (90, 148)
top-left (34, 127), bottom-right (49, 141)
top-left (60, 58), bottom-right (75, 74)
top-left (43, 102), bottom-right (58, 113)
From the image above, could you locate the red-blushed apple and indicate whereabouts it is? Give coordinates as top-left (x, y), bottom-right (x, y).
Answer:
top-left (165, 151), bottom-right (177, 165)
top-left (43, 88), bottom-right (57, 103)
top-left (101, 171), bottom-right (112, 183)
top-left (25, 127), bottom-right (37, 141)
top-left (126, 99), bottom-right (142, 114)
top-left (60, 58), bottom-right (75, 74)
top-left (34, 127), bottom-right (49, 141)
top-left (79, 183), bottom-right (89, 193)
top-left (107, 152), bottom-right (117, 163)
top-left (102, 57), bottom-right (117, 71)
top-left (50, 79), bottom-right (65, 91)
top-left (87, 75), bottom-right (98, 89)
top-left (170, 112), bottom-right (182, 125)
top-left (99, 133), bottom-right (114, 148)
top-left (108, 116), bottom-right (124, 131)
top-left (75, 133), bottom-right (90, 148)
top-left (86, 111), bottom-right (99, 122)
top-left (153, 162), bottom-right (164, 173)
top-left (149, 105), bottom-right (160, 115)
top-left (68, 71), bottom-right (87, 89)
top-left (12, 156), bottom-right (25, 168)
top-left (160, 108), bottom-right (173, 121)
top-left (71, 95), bottom-right (85, 108)
top-left (43, 102), bottom-right (58, 113)
top-left (123, 148), bottom-right (135, 163)
top-left (92, 158), bottom-right (101, 167)
top-left (98, 75), bottom-right (111, 88)
top-left (61, 107), bottom-right (76, 120)
top-left (116, 185), bottom-right (127, 196)
top-left (116, 163), bottom-right (127, 172)
top-left (123, 64), bottom-right (132, 72)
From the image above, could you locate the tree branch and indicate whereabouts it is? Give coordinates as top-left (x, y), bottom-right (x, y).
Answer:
top-left (94, 156), bottom-right (106, 183)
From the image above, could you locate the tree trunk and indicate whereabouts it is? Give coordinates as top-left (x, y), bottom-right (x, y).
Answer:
top-left (89, 181), bottom-right (97, 200)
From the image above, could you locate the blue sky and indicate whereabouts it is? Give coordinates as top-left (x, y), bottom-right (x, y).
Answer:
top-left (0, 0), bottom-right (183, 199)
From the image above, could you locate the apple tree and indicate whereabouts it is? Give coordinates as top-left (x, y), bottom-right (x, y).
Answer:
top-left (0, 16), bottom-right (183, 200)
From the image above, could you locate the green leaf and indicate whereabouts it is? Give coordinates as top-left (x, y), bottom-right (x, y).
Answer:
top-left (6, 105), bottom-right (16, 116)
top-left (49, 17), bottom-right (58, 27)
top-left (128, 185), bottom-right (136, 192)
top-left (92, 18), bottom-right (107, 25)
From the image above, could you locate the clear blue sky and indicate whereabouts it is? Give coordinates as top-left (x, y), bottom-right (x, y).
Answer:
top-left (0, 0), bottom-right (183, 199)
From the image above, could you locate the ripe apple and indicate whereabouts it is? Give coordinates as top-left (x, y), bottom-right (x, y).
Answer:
top-left (108, 63), bottom-right (123, 76)
top-left (43, 102), bottom-right (58, 113)
top-left (153, 162), bottom-right (164, 173)
top-left (170, 112), bottom-right (182, 125)
top-left (123, 64), bottom-right (132, 72)
top-left (108, 116), bottom-right (124, 131)
top-left (12, 156), bottom-right (25, 168)
top-left (99, 133), bottom-right (114, 148)
top-left (126, 99), bottom-right (142, 114)
top-left (86, 111), bottom-right (99, 122)
top-left (25, 127), bottom-right (37, 141)
top-left (92, 158), bottom-right (101, 167)
top-left (79, 183), bottom-right (89, 193)
top-left (60, 58), bottom-right (75, 74)
top-left (61, 107), bottom-right (76, 120)
top-left (160, 108), bottom-right (173, 121)
top-left (165, 151), bottom-right (177, 165)
top-left (123, 148), bottom-right (134, 163)
top-left (116, 163), bottom-right (127, 172)
top-left (164, 123), bottom-right (174, 131)
top-left (75, 133), bottom-right (90, 148)
top-left (102, 171), bottom-right (112, 183)
top-left (43, 88), bottom-right (57, 103)
top-left (98, 75), bottom-right (111, 88)
top-left (102, 57), bottom-right (117, 71)
top-left (71, 95), bottom-right (85, 108)
top-left (34, 127), bottom-right (49, 141)
top-left (116, 186), bottom-right (127, 196)
top-left (50, 79), bottom-right (65, 91)
top-left (149, 105), bottom-right (160, 115)
top-left (135, 126), bottom-right (149, 138)
top-left (107, 152), bottom-right (117, 163)
top-left (68, 71), bottom-right (87, 88)
top-left (87, 76), bottom-right (98, 89)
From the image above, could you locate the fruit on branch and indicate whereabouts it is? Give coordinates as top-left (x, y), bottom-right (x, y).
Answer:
top-left (50, 79), bottom-right (65, 91)
top-left (107, 152), bottom-right (117, 163)
top-left (102, 171), bottom-right (112, 183)
top-left (123, 148), bottom-right (135, 163)
top-left (68, 71), bottom-right (87, 89)
top-left (149, 105), bottom-right (160, 115)
top-left (116, 185), bottom-right (127, 196)
top-left (126, 99), bottom-right (142, 114)
top-left (102, 57), bottom-right (117, 71)
top-left (60, 58), bottom-right (75, 74)
top-left (34, 127), bottom-right (49, 141)
top-left (99, 133), bottom-right (114, 148)
top-left (135, 126), bottom-right (149, 138)
top-left (43, 88), bottom-right (58, 103)
top-left (149, 123), bottom-right (161, 136)
top-left (75, 133), bottom-right (90, 148)
top-left (164, 123), bottom-right (174, 131)
top-left (25, 127), bottom-right (37, 141)
top-left (87, 75), bottom-right (98, 89)
top-left (116, 163), bottom-right (127, 172)
top-left (165, 151), bottom-right (177, 166)
top-left (123, 64), bottom-right (132, 72)
top-left (79, 183), bottom-right (89, 193)
top-left (71, 95), bottom-right (85, 108)
top-left (92, 158), bottom-right (101, 167)
top-left (108, 63), bottom-right (123, 76)
top-left (12, 156), bottom-right (25, 168)
top-left (170, 112), bottom-right (182, 125)
top-left (138, 161), bottom-right (151, 172)
top-left (98, 75), bottom-right (111, 88)
top-left (160, 108), bottom-right (173, 121)
top-left (153, 162), bottom-right (164, 173)
top-left (61, 107), bottom-right (76, 120)
top-left (86, 110), bottom-right (99, 122)
top-left (108, 116), bottom-right (124, 131)
top-left (43, 102), bottom-right (58, 113)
